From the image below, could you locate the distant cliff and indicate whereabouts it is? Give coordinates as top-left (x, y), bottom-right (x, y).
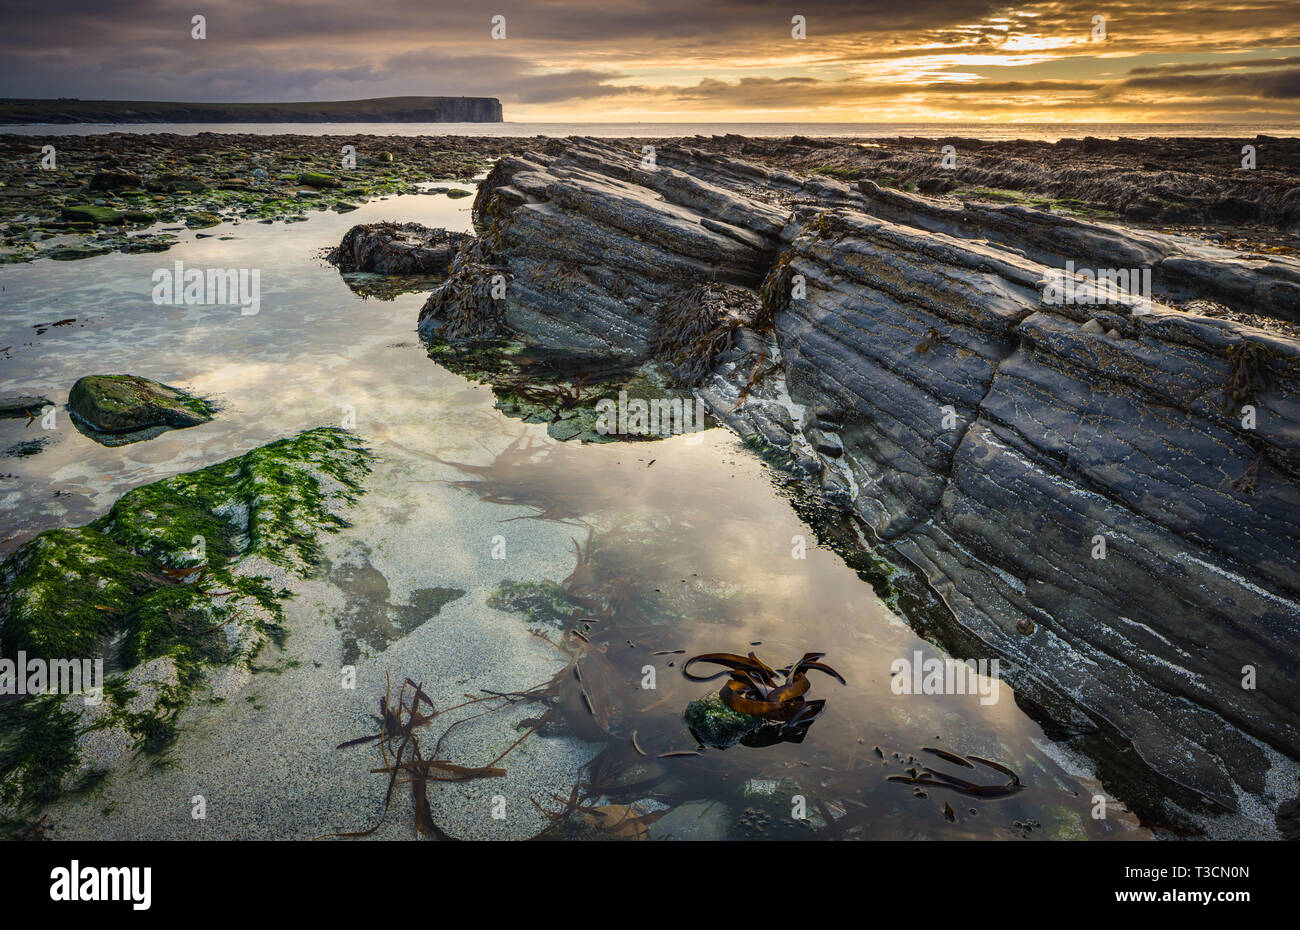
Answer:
top-left (0, 96), bottom-right (503, 124)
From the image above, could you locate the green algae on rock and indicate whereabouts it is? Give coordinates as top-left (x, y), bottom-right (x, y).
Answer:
top-left (59, 205), bottom-right (126, 226)
top-left (0, 427), bottom-right (372, 823)
top-left (68, 374), bottom-right (214, 437)
top-left (487, 580), bottom-right (586, 628)
top-left (684, 693), bottom-right (767, 749)
top-left (298, 172), bottom-right (342, 189)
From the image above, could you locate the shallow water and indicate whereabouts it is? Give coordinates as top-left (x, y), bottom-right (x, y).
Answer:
top-left (0, 190), bottom-right (1151, 840)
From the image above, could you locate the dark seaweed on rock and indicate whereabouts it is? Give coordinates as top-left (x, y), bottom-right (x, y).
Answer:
top-left (683, 650), bottom-right (845, 732)
top-left (655, 283), bottom-right (762, 386)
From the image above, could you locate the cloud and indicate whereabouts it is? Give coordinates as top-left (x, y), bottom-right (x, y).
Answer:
top-left (0, 0), bottom-right (1297, 120)
top-left (1121, 68), bottom-right (1300, 99)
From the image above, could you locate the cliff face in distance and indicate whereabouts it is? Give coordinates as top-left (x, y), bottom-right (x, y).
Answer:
top-left (0, 96), bottom-right (503, 124)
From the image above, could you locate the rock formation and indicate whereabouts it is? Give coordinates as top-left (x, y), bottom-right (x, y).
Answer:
top-left (328, 222), bottom-right (473, 275)
top-left (420, 137), bottom-right (1300, 823)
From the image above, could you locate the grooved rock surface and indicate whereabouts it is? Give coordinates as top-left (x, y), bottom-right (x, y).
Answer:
top-left (420, 138), bottom-right (1300, 817)
top-left (420, 139), bottom-right (785, 353)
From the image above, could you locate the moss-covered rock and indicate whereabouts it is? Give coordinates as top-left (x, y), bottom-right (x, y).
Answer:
top-left (88, 171), bottom-right (142, 191)
top-left (298, 172), bottom-right (342, 189)
top-left (185, 211), bottom-right (221, 228)
top-left (1, 426), bottom-right (370, 662)
top-left (68, 374), bottom-right (214, 436)
top-left (684, 693), bottom-right (766, 749)
top-left (59, 205), bottom-right (125, 226)
top-left (0, 427), bottom-right (372, 823)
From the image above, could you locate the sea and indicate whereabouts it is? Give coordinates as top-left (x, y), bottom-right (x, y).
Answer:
top-left (2, 121), bottom-right (1297, 140)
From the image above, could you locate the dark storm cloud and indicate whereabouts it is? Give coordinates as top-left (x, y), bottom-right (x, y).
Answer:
top-left (2, 0), bottom-right (1003, 103)
top-left (1126, 56), bottom-right (1300, 76)
top-left (0, 0), bottom-right (1002, 50)
top-left (0, 0), bottom-right (1297, 118)
top-left (1121, 68), bottom-right (1300, 99)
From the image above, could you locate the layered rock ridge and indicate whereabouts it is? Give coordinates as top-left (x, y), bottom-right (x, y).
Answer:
top-left (420, 137), bottom-right (1300, 823)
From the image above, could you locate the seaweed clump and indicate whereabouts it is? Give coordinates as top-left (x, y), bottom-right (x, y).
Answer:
top-left (655, 283), bottom-right (761, 386)
top-left (682, 650), bottom-right (845, 748)
top-left (1222, 340), bottom-right (1282, 411)
top-left (331, 673), bottom-right (555, 839)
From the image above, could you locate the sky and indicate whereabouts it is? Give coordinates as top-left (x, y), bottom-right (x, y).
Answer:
top-left (1, 1), bottom-right (1298, 123)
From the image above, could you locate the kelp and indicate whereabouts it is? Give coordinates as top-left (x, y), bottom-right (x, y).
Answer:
top-left (1222, 340), bottom-right (1279, 410)
top-left (886, 747), bottom-right (1024, 799)
top-left (531, 780), bottom-right (669, 841)
top-left (328, 672), bottom-right (556, 839)
top-left (655, 283), bottom-right (761, 386)
top-left (683, 650), bottom-right (845, 745)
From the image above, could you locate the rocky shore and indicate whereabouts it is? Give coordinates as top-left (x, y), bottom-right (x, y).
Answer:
top-left (0, 133), bottom-right (507, 263)
top-left (4, 133), bottom-right (1295, 266)
top-left (3, 130), bottom-right (1299, 836)
top-left (416, 136), bottom-right (1300, 828)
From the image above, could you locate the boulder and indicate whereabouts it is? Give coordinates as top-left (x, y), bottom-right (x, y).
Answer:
top-left (60, 205), bottom-right (125, 226)
top-left (328, 222), bottom-right (473, 275)
top-left (68, 374), bottom-right (214, 434)
top-left (298, 172), bottom-right (341, 189)
top-left (88, 170), bottom-right (142, 191)
top-left (144, 173), bottom-right (209, 193)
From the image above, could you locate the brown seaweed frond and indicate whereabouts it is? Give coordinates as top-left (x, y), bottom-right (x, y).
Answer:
top-left (885, 747), bottom-right (1024, 799)
top-left (683, 650), bottom-right (845, 738)
top-left (655, 283), bottom-right (761, 387)
top-left (327, 671), bottom-right (551, 840)
top-left (1222, 339), bottom-right (1287, 411)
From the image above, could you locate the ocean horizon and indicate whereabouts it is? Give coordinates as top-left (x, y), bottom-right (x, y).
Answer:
top-left (3, 120), bottom-right (1298, 141)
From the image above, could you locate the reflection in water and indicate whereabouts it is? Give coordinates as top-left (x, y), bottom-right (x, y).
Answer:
top-left (0, 189), bottom-right (1151, 840)
top-left (431, 432), bottom-right (1148, 840)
